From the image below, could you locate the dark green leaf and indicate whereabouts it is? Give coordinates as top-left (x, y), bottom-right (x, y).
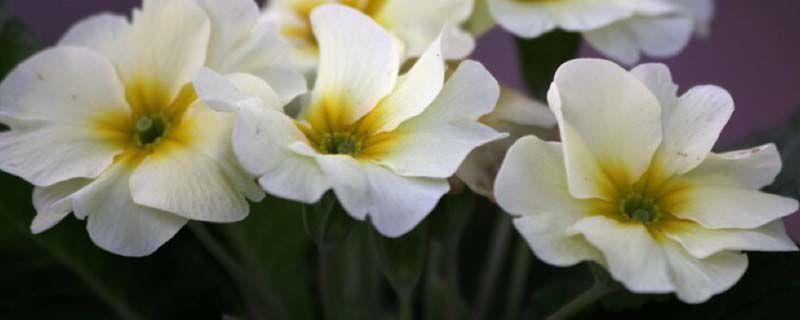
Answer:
top-left (303, 192), bottom-right (356, 248)
top-left (373, 221), bottom-right (428, 298)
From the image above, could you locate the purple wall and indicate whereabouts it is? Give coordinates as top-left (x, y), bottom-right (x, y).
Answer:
top-left (6, 0), bottom-right (800, 235)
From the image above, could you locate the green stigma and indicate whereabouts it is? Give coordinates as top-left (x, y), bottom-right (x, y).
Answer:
top-left (618, 193), bottom-right (661, 224)
top-left (135, 115), bottom-right (167, 146)
top-left (320, 132), bottom-right (362, 155)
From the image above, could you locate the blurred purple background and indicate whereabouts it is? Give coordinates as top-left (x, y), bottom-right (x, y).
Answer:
top-left (5, 0), bottom-right (800, 235)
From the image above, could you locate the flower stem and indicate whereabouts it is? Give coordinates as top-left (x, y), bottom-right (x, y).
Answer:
top-left (545, 275), bottom-right (618, 320)
top-left (472, 213), bottom-right (513, 320)
top-left (504, 241), bottom-right (532, 320)
top-left (188, 222), bottom-right (274, 320)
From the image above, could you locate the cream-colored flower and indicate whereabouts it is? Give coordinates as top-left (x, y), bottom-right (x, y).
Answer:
top-left (487, 0), bottom-right (714, 64)
top-left (495, 59), bottom-right (798, 303)
top-left (196, 4), bottom-right (504, 237)
top-left (263, 0), bottom-right (476, 71)
top-left (0, 0), bottom-right (305, 256)
top-left (456, 86), bottom-right (557, 200)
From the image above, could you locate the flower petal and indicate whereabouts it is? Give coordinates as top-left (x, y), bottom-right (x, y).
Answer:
top-left (663, 220), bottom-right (797, 259)
top-left (661, 239), bottom-right (747, 304)
top-left (233, 104), bottom-right (330, 203)
top-left (489, 0), bottom-right (634, 38)
top-left (31, 179), bottom-right (90, 234)
top-left (568, 215), bottom-right (674, 293)
top-left (119, 0), bottom-right (210, 111)
top-left (496, 136), bottom-right (602, 266)
top-left (630, 63), bottom-right (679, 111)
top-left (212, 19), bottom-right (308, 104)
top-left (363, 34), bottom-right (445, 134)
top-left (72, 163), bottom-right (188, 257)
top-left (0, 47), bottom-right (129, 125)
top-left (0, 126), bottom-right (123, 187)
top-left (311, 154), bottom-right (371, 221)
top-left (669, 186), bottom-right (798, 229)
top-left (683, 144), bottom-right (782, 189)
top-left (194, 68), bottom-right (283, 112)
top-left (653, 85), bottom-right (734, 177)
top-left (361, 163), bottom-right (450, 237)
top-left (58, 13), bottom-right (130, 64)
top-left (377, 0), bottom-right (475, 59)
top-left (549, 59), bottom-right (662, 199)
top-left (375, 60), bottom-right (505, 178)
top-left (585, 15), bottom-right (693, 65)
top-left (191, 0), bottom-right (260, 71)
top-left (303, 4), bottom-right (399, 128)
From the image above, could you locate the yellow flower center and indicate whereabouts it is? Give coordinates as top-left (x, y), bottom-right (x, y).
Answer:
top-left (617, 192), bottom-right (662, 224)
top-left (91, 82), bottom-right (199, 164)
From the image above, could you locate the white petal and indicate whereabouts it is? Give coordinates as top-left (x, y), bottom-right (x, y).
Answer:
top-left (191, 0), bottom-right (260, 70)
top-left (661, 239), bottom-right (747, 304)
top-left (232, 104), bottom-right (330, 203)
top-left (663, 220), bottom-right (797, 259)
top-left (654, 85), bottom-right (734, 177)
top-left (630, 63), bottom-right (679, 111)
top-left (58, 13), bottom-right (131, 63)
top-left (496, 136), bottom-right (602, 266)
top-left (488, 87), bottom-right (557, 128)
top-left (214, 19), bottom-right (308, 104)
top-left (312, 154), bottom-right (371, 221)
top-left (0, 126), bottom-right (123, 187)
top-left (303, 4), bottom-right (399, 126)
top-left (360, 163), bottom-right (450, 238)
top-left (376, 60), bottom-right (505, 178)
top-left (31, 179), bottom-right (91, 234)
top-left (377, 0), bottom-right (475, 59)
top-left (583, 22), bottom-right (642, 65)
top-left (629, 15), bottom-right (693, 58)
top-left (119, 0), bottom-right (210, 109)
top-left (684, 144), bottom-right (782, 189)
top-left (72, 163), bottom-right (188, 257)
top-left (194, 68), bottom-right (283, 112)
top-left (130, 140), bottom-right (251, 223)
top-left (671, 0), bottom-right (715, 36)
top-left (568, 215), bottom-right (674, 293)
top-left (669, 186), bottom-right (798, 229)
top-left (489, 0), bottom-right (634, 38)
top-left (549, 59), bottom-right (662, 199)
top-left (0, 47), bottom-right (129, 125)
top-left (366, 34), bottom-right (445, 133)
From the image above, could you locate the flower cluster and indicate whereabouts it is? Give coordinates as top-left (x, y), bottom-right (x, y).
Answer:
top-left (0, 0), bottom-right (795, 306)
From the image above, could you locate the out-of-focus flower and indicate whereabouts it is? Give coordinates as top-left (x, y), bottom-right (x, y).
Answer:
top-left (263, 0), bottom-right (476, 71)
top-left (0, 0), bottom-right (306, 256)
top-left (456, 87), bottom-right (557, 200)
top-left (487, 0), bottom-right (715, 64)
top-left (196, 5), bottom-right (504, 237)
top-left (495, 59), bottom-right (798, 303)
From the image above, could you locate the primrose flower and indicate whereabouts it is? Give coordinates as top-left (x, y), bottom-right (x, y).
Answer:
top-left (495, 59), bottom-right (798, 303)
top-left (196, 5), bottom-right (504, 237)
top-left (0, 0), bottom-right (305, 256)
top-left (263, 0), bottom-right (476, 71)
top-left (487, 0), bottom-right (713, 64)
top-left (456, 87), bottom-right (557, 200)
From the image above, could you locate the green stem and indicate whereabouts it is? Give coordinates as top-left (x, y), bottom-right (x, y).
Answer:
top-left (399, 290), bottom-right (415, 320)
top-left (318, 246), bottom-right (336, 320)
top-left (188, 222), bottom-right (272, 320)
top-left (504, 241), bottom-right (532, 320)
top-left (472, 214), bottom-right (513, 320)
top-left (545, 280), bottom-right (617, 320)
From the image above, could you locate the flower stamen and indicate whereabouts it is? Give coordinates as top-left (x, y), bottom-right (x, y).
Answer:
top-left (135, 115), bottom-right (167, 146)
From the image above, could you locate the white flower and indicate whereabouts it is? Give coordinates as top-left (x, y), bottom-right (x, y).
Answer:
top-left (0, 0), bottom-right (305, 256)
top-left (263, 0), bottom-right (476, 71)
top-left (495, 59), bottom-right (798, 303)
top-left (456, 86), bottom-right (557, 200)
top-left (195, 4), bottom-right (505, 237)
top-left (487, 0), bottom-right (714, 64)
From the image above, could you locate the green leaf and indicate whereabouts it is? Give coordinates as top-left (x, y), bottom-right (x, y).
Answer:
top-left (515, 30), bottom-right (582, 100)
top-left (373, 222), bottom-right (428, 299)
